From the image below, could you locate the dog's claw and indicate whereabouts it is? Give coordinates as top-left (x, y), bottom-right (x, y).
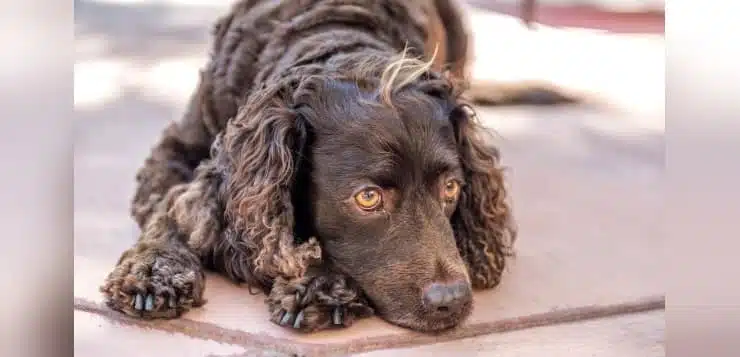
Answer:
top-left (293, 310), bottom-right (304, 329)
top-left (280, 310), bottom-right (293, 326)
top-left (134, 294), bottom-right (144, 311)
top-left (144, 294), bottom-right (155, 311)
top-left (332, 308), bottom-right (343, 325)
top-left (295, 285), bottom-right (306, 295)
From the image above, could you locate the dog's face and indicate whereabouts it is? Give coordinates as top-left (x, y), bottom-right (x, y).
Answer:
top-left (294, 80), bottom-right (473, 331)
top-left (223, 69), bottom-right (513, 333)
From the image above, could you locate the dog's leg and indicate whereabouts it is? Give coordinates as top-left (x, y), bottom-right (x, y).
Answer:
top-left (266, 268), bottom-right (374, 332)
top-left (101, 162), bottom-right (229, 318)
top-left (102, 73), bottom-right (225, 319)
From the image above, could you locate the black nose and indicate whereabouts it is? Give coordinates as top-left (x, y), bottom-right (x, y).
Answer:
top-left (422, 280), bottom-right (471, 314)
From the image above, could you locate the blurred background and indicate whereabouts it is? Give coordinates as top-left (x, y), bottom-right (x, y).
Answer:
top-left (75, 0), bottom-right (664, 115)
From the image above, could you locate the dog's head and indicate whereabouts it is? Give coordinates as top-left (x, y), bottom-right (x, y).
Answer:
top-left (220, 54), bottom-right (515, 332)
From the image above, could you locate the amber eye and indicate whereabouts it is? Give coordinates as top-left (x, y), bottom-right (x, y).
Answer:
top-left (354, 188), bottom-right (383, 210)
top-left (443, 179), bottom-right (460, 200)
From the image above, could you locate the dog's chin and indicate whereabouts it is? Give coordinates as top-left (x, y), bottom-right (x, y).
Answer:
top-left (380, 301), bottom-right (474, 333)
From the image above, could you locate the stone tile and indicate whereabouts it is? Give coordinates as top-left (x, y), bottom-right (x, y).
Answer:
top-left (74, 110), bottom-right (663, 353)
top-left (355, 310), bottom-right (665, 357)
top-left (74, 311), bottom-right (252, 357)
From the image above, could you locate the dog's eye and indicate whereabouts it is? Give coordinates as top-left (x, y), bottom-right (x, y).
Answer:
top-left (443, 179), bottom-right (461, 200)
top-left (354, 188), bottom-right (383, 210)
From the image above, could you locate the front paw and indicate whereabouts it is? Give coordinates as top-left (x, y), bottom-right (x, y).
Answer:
top-left (100, 246), bottom-right (206, 319)
top-left (267, 275), bottom-right (374, 332)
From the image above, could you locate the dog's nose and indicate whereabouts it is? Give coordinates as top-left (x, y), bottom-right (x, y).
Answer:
top-left (422, 280), bottom-right (471, 314)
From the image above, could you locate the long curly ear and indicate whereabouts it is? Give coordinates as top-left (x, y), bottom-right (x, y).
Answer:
top-left (450, 105), bottom-right (517, 290)
top-left (219, 83), bottom-right (321, 284)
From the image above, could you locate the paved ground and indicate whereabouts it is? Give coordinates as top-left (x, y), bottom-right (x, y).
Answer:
top-left (74, 1), bottom-right (665, 356)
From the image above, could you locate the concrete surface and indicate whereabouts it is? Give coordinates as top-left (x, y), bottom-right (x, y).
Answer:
top-left (74, 0), bottom-right (664, 356)
top-left (74, 311), bottom-right (250, 357)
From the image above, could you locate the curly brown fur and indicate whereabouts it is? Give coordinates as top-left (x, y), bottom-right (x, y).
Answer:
top-left (450, 105), bottom-right (517, 289)
top-left (102, 0), bottom-right (568, 333)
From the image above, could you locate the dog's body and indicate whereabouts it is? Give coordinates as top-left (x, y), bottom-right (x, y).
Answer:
top-left (101, 0), bottom-right (570, 333)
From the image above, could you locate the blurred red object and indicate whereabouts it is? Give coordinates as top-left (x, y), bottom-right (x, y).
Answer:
top-left (468, 0), bottom-right (664, 34)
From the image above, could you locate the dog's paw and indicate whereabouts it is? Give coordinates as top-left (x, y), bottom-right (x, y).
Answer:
top-left (100, 247), bottom-right (206, 319)
top-left (267, 274), bottom-right (374, 332)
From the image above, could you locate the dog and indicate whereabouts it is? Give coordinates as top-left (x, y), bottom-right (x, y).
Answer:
top-left (100, 0), bottom-right (576, 333)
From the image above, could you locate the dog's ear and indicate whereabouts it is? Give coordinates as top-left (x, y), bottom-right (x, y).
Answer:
top-left (219, 81), bottom-right (321, 284)
top-left (448, 105), bottom-right (517, 290)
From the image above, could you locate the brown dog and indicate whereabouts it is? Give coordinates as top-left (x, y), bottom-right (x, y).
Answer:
top-left (100, 0), bottom-right (574, 333)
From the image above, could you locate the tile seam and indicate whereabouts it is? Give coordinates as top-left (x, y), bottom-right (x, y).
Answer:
top-left (74, 295), bottom-right (664, 357)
